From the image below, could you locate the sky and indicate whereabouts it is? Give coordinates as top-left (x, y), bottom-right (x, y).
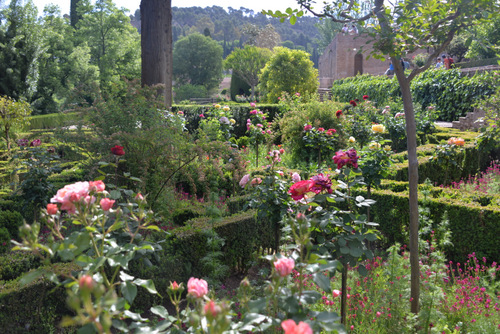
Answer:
top-left (31, 0), bottom-right (300, 16)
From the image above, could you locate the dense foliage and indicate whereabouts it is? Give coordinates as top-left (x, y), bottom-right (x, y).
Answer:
top-left (330, 70), bottom-right (495, 121)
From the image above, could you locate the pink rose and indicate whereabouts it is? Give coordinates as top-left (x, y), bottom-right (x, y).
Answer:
top-left (251, 177), bottom-right (262, 185)
top-left (239, 174), bottom-right (250, 188)
top-left (187, 277), bottom-right (208, 298)
top-left (250, 109), bottom-right (258, 115)
top-left (281, 319), bottom-right (312, 334)
top-left (250, 102), bottom-right (256, 107)
top-left (204, 300), bottom-right (220, 318)
top-left (289, 180), bottom-right (313, 200)
top-left (291, 172), bottom-right (301, 183)
top-left (79, 275), bottom-right (94, 292)
top-left (274, 257), bottom-right (295, 277)
top-left (89, 180), bottom-right (105, 192)
top-left (100, 198), bottom-right (115, 211)
top-left (318, 127), bottom-right (325, 132)
top-left (135, 193), bottom-right (144, 201)
top-left (303, 124), bottom-right (312, 131)
top-left (51, 181), bottom-right (91, 214)
top-left (332, 289), bottom-right (341, 297)
top-left (47, 204), bottom-right (58, 215)
top-left (199, 114), bottom-right (205, 118)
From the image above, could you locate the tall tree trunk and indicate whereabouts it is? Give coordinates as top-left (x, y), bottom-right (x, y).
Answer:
top-left (140, 0), bottom-right (173, 108)
top-left (70, 0), bottom-right (81, 28)
top-left (393, 60), bottom-right (420, 314)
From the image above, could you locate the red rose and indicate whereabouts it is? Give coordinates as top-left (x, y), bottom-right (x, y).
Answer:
top-left (289, 180), bottom-right (314, 201)
top-left (350, 100), bottom-right (357, 107)
top-left (363, 95), bottom-right (369, 100)
top-left (111, 145), bottom-right (125, 156)
top-left (336, 110), bottom-right (343, 118)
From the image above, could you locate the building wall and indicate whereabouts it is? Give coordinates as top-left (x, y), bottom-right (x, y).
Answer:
top-left (319, 33), bottom-right (401, 88)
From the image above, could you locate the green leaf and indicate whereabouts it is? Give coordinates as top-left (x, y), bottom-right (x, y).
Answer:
top-left (150, 305), bottom-right (169, 318)
top-left (314, 272), bottom-right (331, 293)
top-left (133, 278), bottom-right (158, 294)
top-left (109, 190), bottom-right (121, 199)
top-left (20, 268), bottom-right (45, 286)
top-left (121, 281), bottom-right (137, 304)
top-left (145, 225), bottom-right (161, 231)
top-left (94, 175), bottom-right (105, 181)
top-left (290, 15), bottom-right (297, 25)
top-left (77, 324), bottom-right (96, 334)
top-left (120, 271), bottom-right (135, 282)
top-left (247, 297), bottom-right (267, 313)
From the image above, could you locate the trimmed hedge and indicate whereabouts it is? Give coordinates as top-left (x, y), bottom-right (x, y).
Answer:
top-left (0, 262), bottom-right (79, 333)
top-left (25, 112), bottom-right (81, 130)
top-left (355, 186), bottom-right (500, 263)
top-left (330, 70), bottom-right (494, 121)
top-left (0, 251), bottom-right (41, 281)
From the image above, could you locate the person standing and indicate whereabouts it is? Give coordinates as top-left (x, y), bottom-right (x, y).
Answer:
top-left (436, 57), bottom-right (443, 68)
top-left (443, 54), bottom-right (451, 69)
top-left (448, 55), bottom-right (455, 68)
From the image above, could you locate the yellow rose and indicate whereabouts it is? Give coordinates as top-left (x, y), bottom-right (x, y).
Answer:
top-left (372, 124), bottom-right (386, 133)
top-left (369, 141), bottom-right (381, 150)
top-left (349, 136), bottom-right (356, 143)
top-left (383, 145), bottom-right (392, 151)
top-left (214, 104), bottom-right (221, 109)
top-left (223, 105), bottom-right (230, 111)
top-left (230, 118), bottom-right (236, 124)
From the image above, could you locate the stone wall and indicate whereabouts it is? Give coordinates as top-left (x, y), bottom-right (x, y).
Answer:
top-left (318, 33), bottom-right (423, 89)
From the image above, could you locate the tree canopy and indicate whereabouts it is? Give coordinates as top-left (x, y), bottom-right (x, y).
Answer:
top-left (224, 45), bottom-right (272, 100)
top-left (259, 47), bottom-right (318, 103)
top-left (173, 33), bottom-right (223, 92)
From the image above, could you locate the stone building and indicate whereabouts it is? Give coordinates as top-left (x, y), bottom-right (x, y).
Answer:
top-left (318, 33), bottom-right (425, 89)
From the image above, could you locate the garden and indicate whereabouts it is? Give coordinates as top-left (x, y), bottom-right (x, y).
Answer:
top-left (0, 63), bottom-right (499, 334)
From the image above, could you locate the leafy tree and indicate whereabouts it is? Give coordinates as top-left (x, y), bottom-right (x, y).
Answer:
top-left (267, 0), bottom-right (499, 322)
top-left (259, 47), bottom-right (318, 102)
top-left (224, 45), bottom-right (272, 100)
top-left (0, 0), bottom-right (44, 102)
top-left (0, 95), bottom-right (31, 152)
top-left (173, 33), bottom-right (223, 92)
top-left (75, 0), bottom-right (140, 91)
top-left (446, 32), bottom-right (472, 62)
top-left (467, 15), bottom-right (500, 59)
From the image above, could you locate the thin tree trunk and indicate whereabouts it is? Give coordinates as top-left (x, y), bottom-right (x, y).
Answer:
top-left (141, 0), bottom-right (173, 108)
top-left (340, 264), bottom-right (348, 324)
top-left (393, 60), bottom-right (420, 314)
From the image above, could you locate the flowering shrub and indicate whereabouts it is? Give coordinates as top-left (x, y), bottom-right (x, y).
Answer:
top-left (246, 103), bottom-right (272, 166)
top-left (13, 180), bottom-right (164, 333)
top-left (302, 124), bottom-right (339, 167)
top-left (198, 104), bottom-right (235, 141)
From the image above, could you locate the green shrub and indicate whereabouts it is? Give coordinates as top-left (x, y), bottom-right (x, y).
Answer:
top-left (279, 100), bottom-right (347, 165)
top-left (0, 210), bottom-right (23, 241)
top-left (171, 206), bottom-right (205, 225)
top-left (174, 84), bottom-right (208, 103)
top-left (229, 71), bottom-right (251, 101)
top-left (0, 251), bottom-right (41, 280)
top-left (0, 262), bottom-right (79, 333)
top-left (0, 227), bottom-right (9, 254)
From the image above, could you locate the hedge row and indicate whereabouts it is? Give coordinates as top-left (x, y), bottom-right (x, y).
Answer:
top-left (0, 262), bottom-right (80, 333)
top-left (354, 186), bottom-right (500, 263)
top-left (390, 143), bottom-right (496, 186)
top-left (25, 112), bottom-right (81, 130)
top-left (330, 69), bottom-right (494, 121)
